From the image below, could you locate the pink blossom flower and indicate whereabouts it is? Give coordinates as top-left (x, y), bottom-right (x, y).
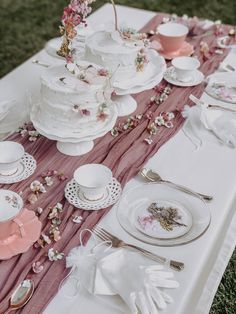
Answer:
top-left (41, 170), bottom-right (57, 178)
top-left (32, 261), bottom-right (44, 274)
top-left (138, 214), bottom-right (155, 230)
top-left (145, 111), bottom-right (153, 120)
top-left (97, 111), bottom-right (109, 122)
top-left (66, 55), bottom-right (73, 64)
top-left (58, 173), bottom-right (68, 181)
top-left (27, 193), bottom-right (38, 205)
top-left (80, 109), bottom-right (91, 116)
top-left (97, 68), bottom-right (109, 77)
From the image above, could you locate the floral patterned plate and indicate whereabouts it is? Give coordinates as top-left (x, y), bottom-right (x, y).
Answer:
top-left (134, 200), bottom-right (192, 240)
top-left (206, 72), bottom-right (236, 104)
top-left (116, 182), bottom-right (211, 246)
top-left (0, 190), bottom-right (23, 222)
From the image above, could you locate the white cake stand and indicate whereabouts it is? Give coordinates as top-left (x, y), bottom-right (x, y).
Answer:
top-left (113, 50), bottom-right (166, 116)
top-left (56, 140), bottom-right (94, 156)
top-left (31, 103), bottom-right (118, 156)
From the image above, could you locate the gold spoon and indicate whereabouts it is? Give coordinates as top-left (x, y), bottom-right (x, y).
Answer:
top-left (4, 279), bottom-right (34, 314)
top-left (140, 168), bottom-right (213, 201)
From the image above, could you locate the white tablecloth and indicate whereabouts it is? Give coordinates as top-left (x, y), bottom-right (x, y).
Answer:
top-left (1, 4), bottom-right (235, 314)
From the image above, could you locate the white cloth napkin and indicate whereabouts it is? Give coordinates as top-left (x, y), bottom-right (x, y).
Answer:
top-left (182, 101), bottom-right (236, 149)
top-left (0, 99), bottom-right (16, 121)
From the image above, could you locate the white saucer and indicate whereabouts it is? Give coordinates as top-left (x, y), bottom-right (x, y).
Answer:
top-left (164, 66), bottom-right (204, 87)
top-left (65, 178), bottom-right (122, 210)
top-left (0, 153), bottom-right (37, 184)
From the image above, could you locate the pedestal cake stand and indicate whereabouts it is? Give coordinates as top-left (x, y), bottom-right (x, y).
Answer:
top-left (31, 103), bottom-right (118, 156)
top-left (112, 50), bottom-right (166, 116)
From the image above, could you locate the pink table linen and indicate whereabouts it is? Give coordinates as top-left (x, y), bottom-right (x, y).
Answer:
top-left (0, 13), bottom-right (234, 314)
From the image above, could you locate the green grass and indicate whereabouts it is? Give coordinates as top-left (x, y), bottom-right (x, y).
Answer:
top-left (0, 1), bottom-right (235, 313)
top-left (0, 0), bottom-right (236, 78)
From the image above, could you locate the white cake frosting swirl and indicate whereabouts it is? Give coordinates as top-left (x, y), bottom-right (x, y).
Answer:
top-left (36, 63), bottom-right (113, 132)
top-left (84, 29), bottom-right (149, 81)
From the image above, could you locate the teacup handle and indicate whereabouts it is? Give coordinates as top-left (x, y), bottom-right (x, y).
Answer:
top-left (13, 218), bottom-right (26, 238)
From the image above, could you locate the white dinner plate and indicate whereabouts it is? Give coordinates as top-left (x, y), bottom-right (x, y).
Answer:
top-left (117, 182), bottom-right (211, 246)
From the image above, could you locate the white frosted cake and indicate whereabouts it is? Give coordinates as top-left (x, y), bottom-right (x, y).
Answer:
top-left (84, 29), bottom-right (150, 80)
top-left (35, 63), bottom-right (113, 133)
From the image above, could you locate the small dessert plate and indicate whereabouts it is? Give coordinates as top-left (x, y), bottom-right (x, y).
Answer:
top-left (151, 41), bottom-right (194, 60)
top-left (164, 66), bottom-right (204, 87)
top-left (0, 209), bottom-right (42, 260)
top-left (134, 200), bottom-right (192, 240)
top-left (0, 153), bottom-right (37, 184)
top-left (65, 177), bottom-right (122, 210)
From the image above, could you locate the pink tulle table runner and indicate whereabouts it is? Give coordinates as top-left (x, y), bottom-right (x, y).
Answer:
top-left (0, 13), bottom-right (234, 314)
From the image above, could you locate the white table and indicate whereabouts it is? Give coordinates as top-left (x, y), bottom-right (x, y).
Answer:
top-left (1, 4), bottom-right (236, 314)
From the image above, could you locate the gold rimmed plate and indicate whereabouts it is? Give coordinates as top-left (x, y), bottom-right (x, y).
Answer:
top-left (117, 182), bottom-right (211, 246)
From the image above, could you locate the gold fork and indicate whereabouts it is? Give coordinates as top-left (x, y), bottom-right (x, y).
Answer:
top-left (93, 226), bottom-right (184, 272)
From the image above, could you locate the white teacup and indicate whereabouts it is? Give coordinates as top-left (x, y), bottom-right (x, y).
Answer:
top-left (0, 189), bottom-right (24, 240)
top-left (172, 56), bottom-right (200, 82)
top-left (74, 164), bottom-right (112, 201)
top-left (0, 141), bottom-right (25, 176)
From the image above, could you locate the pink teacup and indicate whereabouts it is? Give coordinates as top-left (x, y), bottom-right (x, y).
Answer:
top-left (0, 190), bottom-right (24, 241)
top-left (157, 23), bottom-right (189, 53)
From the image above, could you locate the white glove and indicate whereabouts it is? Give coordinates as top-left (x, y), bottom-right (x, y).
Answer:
top-left (98, 249), bottom-right (179, 314)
